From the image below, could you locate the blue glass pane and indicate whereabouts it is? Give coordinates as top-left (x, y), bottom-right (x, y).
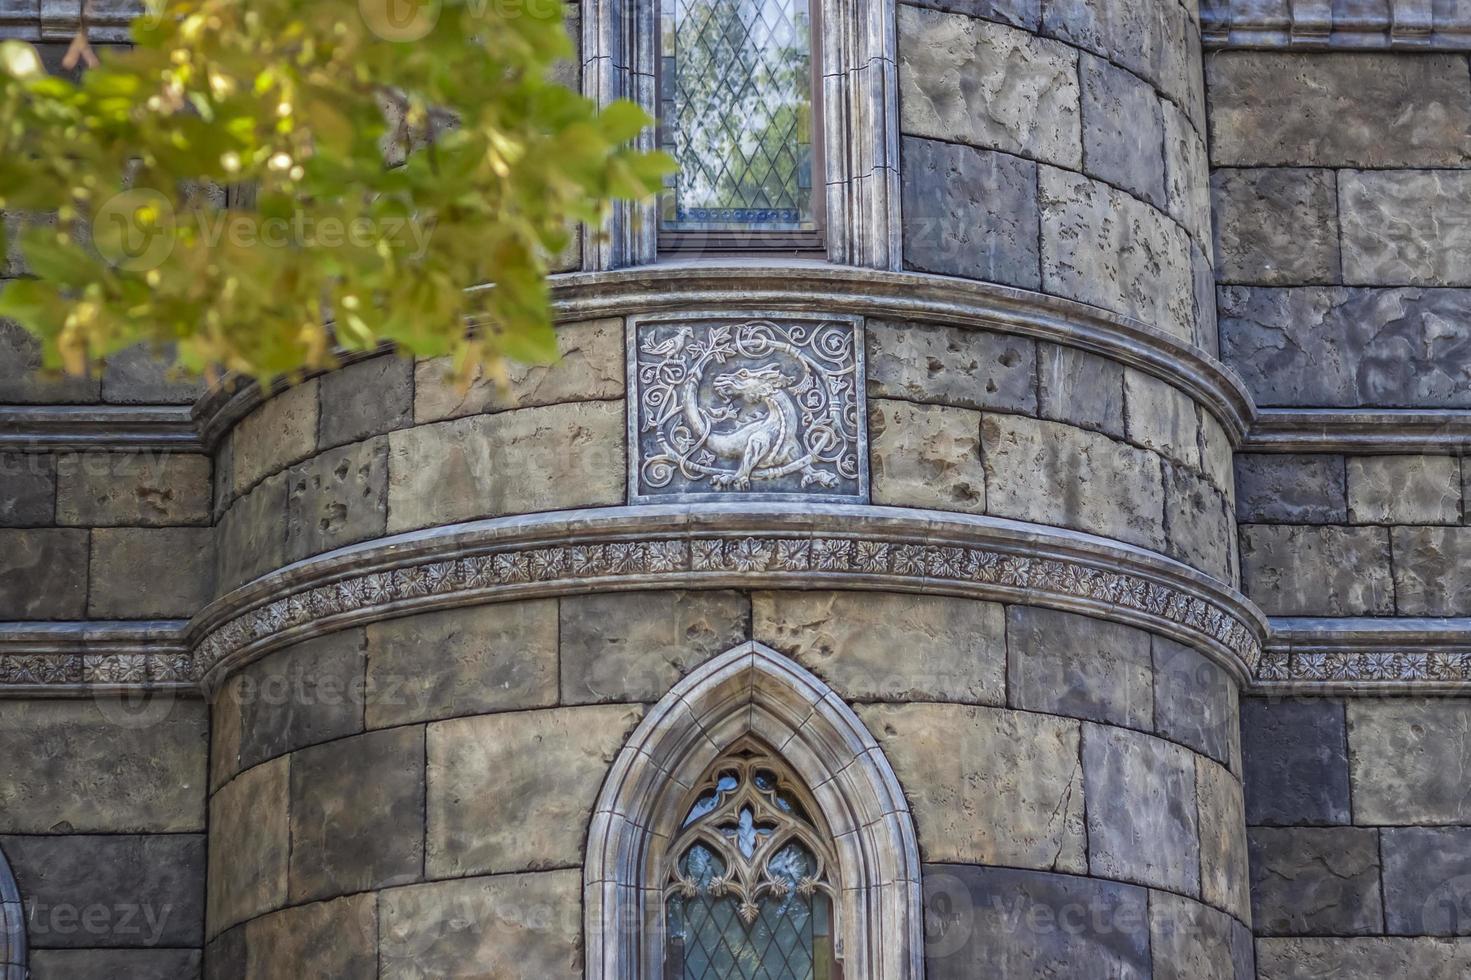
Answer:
top-left (667, 891), bottom-right (828, 979)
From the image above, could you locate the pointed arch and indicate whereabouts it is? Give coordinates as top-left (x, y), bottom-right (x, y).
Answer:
top-left (0, 842), bottom-right (25, 980)
top-left (585, 641), bottom-right (923, 980)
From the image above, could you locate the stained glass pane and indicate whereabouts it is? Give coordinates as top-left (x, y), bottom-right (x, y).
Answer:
top-left (667, 889), bottom-right (829, 980)
top-left (659, 0), bottom-right (816, 234)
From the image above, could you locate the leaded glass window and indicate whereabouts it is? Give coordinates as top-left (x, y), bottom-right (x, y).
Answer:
top-left (658, 0), bottom-right (821, 247)
top-left (663, 741), bottom-right (839, 979)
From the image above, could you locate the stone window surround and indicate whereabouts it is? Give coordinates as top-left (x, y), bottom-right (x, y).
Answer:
top-left (585, 640), bottom-right (924, 980)
top-left (0, 842), bottom-right (23, 980)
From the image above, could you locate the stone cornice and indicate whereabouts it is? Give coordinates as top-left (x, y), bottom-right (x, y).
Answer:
top-left (1243, 408), bottom-right (1471, 454)
top-left (0, 404), bottom-right (202, 451)
top-left (1256, 617), bottom-right (1471, 694)
top-left (0, 620), bottom-right (194, 696)
top-left (1202, 0), bottom-right (1471, 49)
top-left (0, 0), bottom-right (138, 43)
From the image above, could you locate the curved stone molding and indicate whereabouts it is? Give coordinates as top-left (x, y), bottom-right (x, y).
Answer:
top-left (1203, 0), bottom-right (1471, 49)
top-left (0, 841), bottom-right (24, 980)
top-left (1246, 408), bottom-right (1471, 454)
top-left (0, 620), bottom-right (195, 696)
top-left (191, 504), bottom-right (1267, 688)
top-left (0, 405), bottom-right (201, 451)
top-left (585, 642), bottom-right (924, 980)
top-left (1256, 617), bottom-right (1471, 694)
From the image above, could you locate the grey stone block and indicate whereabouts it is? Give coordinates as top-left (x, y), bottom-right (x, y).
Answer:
top-left (922, 864), bottom-right (1149, 980)
top-left (1249, 827), bottom-right (1383, 936)
top-left (866, 319), bottom-right (1037, 414)
top-left (1234, 455), bottom-right (1347, 524)
top-left (1153, 636), bottom-right (1237, 770)
top-left (0, 528), bottom-right (87, 618)
top-left (1348, 455), bottom-right (1462, 525)
top-left (900, 138), bottom-right (1041, 289)
top-left (1163, 99), bottom-right (1212, 248)
top-left (898, 5), bottom-right (1081, 167)
top-left (1206, 52), bottom-right (1471, 167)
top-left (56, 451), bottom-right (211, 527)
top-left (1391, 526), bottom-right (1471, 616)
top-left (1150, 891), bottom-right (1252, 980)
top-left (1, 834), bottom-right (204, 947)
top-left (0, 452), bottom-right (55, 525)
top-left (1383, 827), bottom-right (1471, 937)
top-left (563, 591), bottom-right (748, 705)
top-left (0, 320), bottom-right (100, 404)
top-left (1080, 53), bottom-right (1166, 210)
top-left (1211, 168), bottom-right (1340, 285)
top-left (1083, 724), bottom-right (1199, 896)
top-left (1192, 241), bottom-right (1220, 357)
top-left (858, 703), bottom-right (1086, 872)
top-left (1256, 938), bottom-right (1471, 979)
top-left (232, 380), bottom-right (319, 494)
top-left (1239, 524), bottom-right (1394, 616)
top-left (1006, 606), bottom-right (1153, 729)
top-left (1349, 699), bottom-right (1471, 825)
top-left (238, 894), bottom-right (376, 980)
top-left (234, 630), bottom-right (367, 772)
top-left (1037, 343), bottom-right (1125, 438)
top-left (1198, 411), bottom-right (1234, 497)
top-left (1218, 286), bottom-right (1471, 408)
top-left (868, 399), bottom-right (985, 513)
top-left (755, 590), bottom-right (1004, 704)
top-left (100, 346), bottom-right (206, 405)
top-left (283, 437), bottom-right (389, 562)
top-left (1341, 170), bottom-right (1471, 286)
top-left (1197, 758), bottom-right (1251, 922)
top-left (900, 0), bottom-right (1039, 30)
top-left (1165, 463), bottom-right (1233, 581)
top-left (1124, 369), bottom-right (1200, 469)
top-left (1042, 0), bottom-right (1193, 113)
top-left (89, 526), bottom-right (214, 618)
top-left (214, 472), bottom-right (287, 595)
top-left (207, 756), bottom-right (288, 937)
top-left (316, 355), bottom-right (413, 449)
top-left (27, 949), bottom-right (201, 980)
top-left (1241, 697), bottom-right (1350, 826)
top-left (289, 726), bottom-right (425, 904)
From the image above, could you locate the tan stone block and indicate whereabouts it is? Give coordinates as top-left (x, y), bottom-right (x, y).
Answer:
top-left (1196, 757), bottom-right (1250, 922)
top-left (209, 674), bottom-right (244, 793)
top-left (207, 757), bottom-right (289, 937)
top-left (241, 894), bottom-right (377, 980)
top-left (232, 380), bottom-right (319, 493)
top-left (56, 451), bottom-right (211, 526)
top-left (868, 399), bottom-right (984, 513)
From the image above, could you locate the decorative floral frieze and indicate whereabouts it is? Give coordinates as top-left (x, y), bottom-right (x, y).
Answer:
top-left (0, 651), bottom-right (198, 689)
top-left (1258, 651), bottom-right (1471, 685)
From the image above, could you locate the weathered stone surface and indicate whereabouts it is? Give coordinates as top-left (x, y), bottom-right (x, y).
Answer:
top-left (923, 864), bottom-right (1150, 980)
top-left (1154, 637), bottom-right (1238, 770)
top-left (240, 894), bottom-right (376, 980)
top-left (0, 528), bottom-right (87, 618)
top-left (0, 700), bottom-right (206, 833)
top-left (1083, 724), bottom-right (1199, 896)
top-left (1391, 526), bottom-right (1471, 616)
top-left (214, 472), bottom-right (286, 595)
top-left (1165, 464), bottom-right (1234, 581)
top-left (56, 451), bottom-right (211, 527)
top-left (413, 319), bottom-right (625, 423)
top-left (289, 726), bottom-right (425, 903)
top-left (1340, 170), bottom-right (1471, 286)
top-left (209, 676), bottom-right (244, 795)
top-left (1218, 286), bottom-right (1471, 407)
top-left (1040, 167), bottom-right (1196, 342)
top-left (1234, 454), bottom-right (1347, 524)
top-left (232, 380), bottom-right (319, 494)
top-left (900, 138), bottom-right (1041, 289)
top-left (868, 399), bottom-right (985, 512)
top-left (366, 600), bottom-right (558, 727)
top-left (1042, 0), bottom-right (1193, 113)
top-left (2, 834), bottom-right (204, 948)
top-left (1241, 697), bottom-right (1350, 826)
top-left (1198, 411), bottom-right (1234, 496)
top-left (1349, 699), bottom-right (1471, 825)
top-left (1192, 241), bottom-right (1220, 356)
top-left (0, 451), bottom-right (54, 525)
top-left (1163, 99), bottom-right (1212, 248)
top-left (317, 356), bottom-right (413, 449)
top-left (0, 320), bottom-right (99, 403)
top-left (900, 0), bottom-right (1039, 30)
top-left (1211, 168), bottom-right (1340, 285)
top-left (1206, 52), bottom-right (1471, 167)
top-left (1037, 343), bottom-right (1125, 438)
top-left (1382, 827), bottom-right (1471, 937)
top-left (386, 401), bottom-right (624, 533)
top-left (1347, 455), bottom-right (1462, 526)
top-left (284, 437), bottom-right (389, 562)
top-left (1256, 937), bottom-right (1471, 980)
top-left (1080, 53), bottom-right (1166, 209)
top-left (982, 413), bottom-right (1165, 551)
top-left (1124, 369), bottom-right (1200, 469)
top-left (866, 319), bottom-right (1037, 414)
top-left (234, 630), bottom-right (367, 772)
top-left (27, 949), bottom-right (202, 980)
top-left (1239, 524), bottom-right (1393, 616)
top-left (858, 703), bottom-right (1086, 873)
top-left (379, 870), bottom-right (580, 980)
top-left (99, 346), bottom-right (206, 405)
top-left (755, 591), bottom-right (1004, 703)
top-left (208, 756), bottom-right (288, 936)
top-left (89, 526), bottom-right (214, 617)
top-left (1249, 826), bottom-right (1382, 936)
top-left (1006, 606), bottom-right (1153, 728)
top-left (898, 5), bottom-right (1081, 167)
top-left (1150, 891), bottom-right (1253, 980)
top-left (426, 705), bottom-right (642, 878)
top-left (562, 591), bottom-right (747, 705)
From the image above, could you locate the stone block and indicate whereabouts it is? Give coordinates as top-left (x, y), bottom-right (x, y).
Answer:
top-left (1349, 698), bottom-right (1471, 825)
top-left (857, 703), bottom-right (1086, 873)
top-left (922, 864), bottom-right (1149, 980)
top-left (413, 319), bottom-right (625, 423)
top-left (1341, 170), bottom-right (1471, 286)
top-left (235, 630), bottom-right (367, 772)
top-left (284, 437), bottom-right (389, 562)
top-left (1348, 455), bottom-right (1462, 525)
top-left (1037, 343), bottom-right (1124, 438)
top-left (1239, 524), bottom-right (1393, 616)
top-left (900, 0), bottom-right (1040, 31)
top-left (562, 591), bottom-right (748, 705)
top-left (1240, 697), bottom-right (1350, 826)
top-left (1006, 606), bottom-right (1153, 728)
top-left (240, 894), bottom-right (376, 980)
top-left (981, 413), bottom-right (1165, 551)
top-left (385, 401), bottom-right (625, 533)
top-left (232, 380), bottom-right (319, 494)
top-left (1192, 241), bottom-right (1220, 356)
top-left (867, 320), bottom-right (1037, 414)
top-left (0, 699), bottom-right (206, 833)
top-left (365, 600), bottom-right (558, 727)
top-left (1206, 52), bottom-right (1471, 167)
top-left (754, 591), bottom-right (1005, 704)
top-left (214, 472), bottom-right (287, 595)
top-left (317, 355), bottom-right (412, 449)
top-left (27, 949), bottom-right (202, 980)
top-left (1391, 526), bottom-right (1471, 616)
top-left (1249, 825), bottom-right (1383, 936)
top-left (1256, 938), bottom-right (1471, 979)
top-left (426, 705), bottom-right (643, 878)
top-left (289, 726), bottom-right (425, 903)
top-left (900, 138), bottom-right (1041, 289)
top-left (868, 399), bottom-right (985, 512)
top-left (1080, 53), bottom-right (1166, 209)
top-left (0, 319), bottom-right (100, 403)
top-left (1082, 724), bottom-right (1199, 896)
top-left (99, 346), bottom-right (206, 405)
top-left (1218, 286), bottom-right (1471, 408)
top-left (1165, 463), bottom-right (1234, 581)
top-left (1382, 827), bottom-right (1471, 937)
top-left (212, 435), bottom-right (233, 521)
top-left (209, 675), bottom-right (243, 795)
top-left (207, 756), bottom-right (289, 936)
top-left (1150, 891), bottom-right (1254, 980)
top-left (0, 528), bottom-right (87, 618)
top-left (379, 870), bottom-right (580, 980)
top-left (1234, 455), bottom-right (1347, 524)
top-left (1042, 0), bottom-right (1193, 111)
top-left (89, 526), bottom-right (214, 618)
top-left (1040, 167), bottom-right (1196, 342)
top-left (56, 450), bottom-right (211, 527)
top-left (1154, 637), bottom-right (1238, 770)
top-left (1211, 168), bottom-right (1339, 285)
top-left (1124, 369), bottom-right (1200, 469)
top-left (1198, 410), bottom-right (1234, 496)
top-left (0, 451), bottom-right (55, 525)
top-left (1163, 99), bottom-right (1212, 248)
top-left (898, 5), bottom-right (1081, 167)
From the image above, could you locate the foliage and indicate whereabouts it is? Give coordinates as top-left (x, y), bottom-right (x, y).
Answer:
top-left (0, 0), bottom-right (672, 385)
